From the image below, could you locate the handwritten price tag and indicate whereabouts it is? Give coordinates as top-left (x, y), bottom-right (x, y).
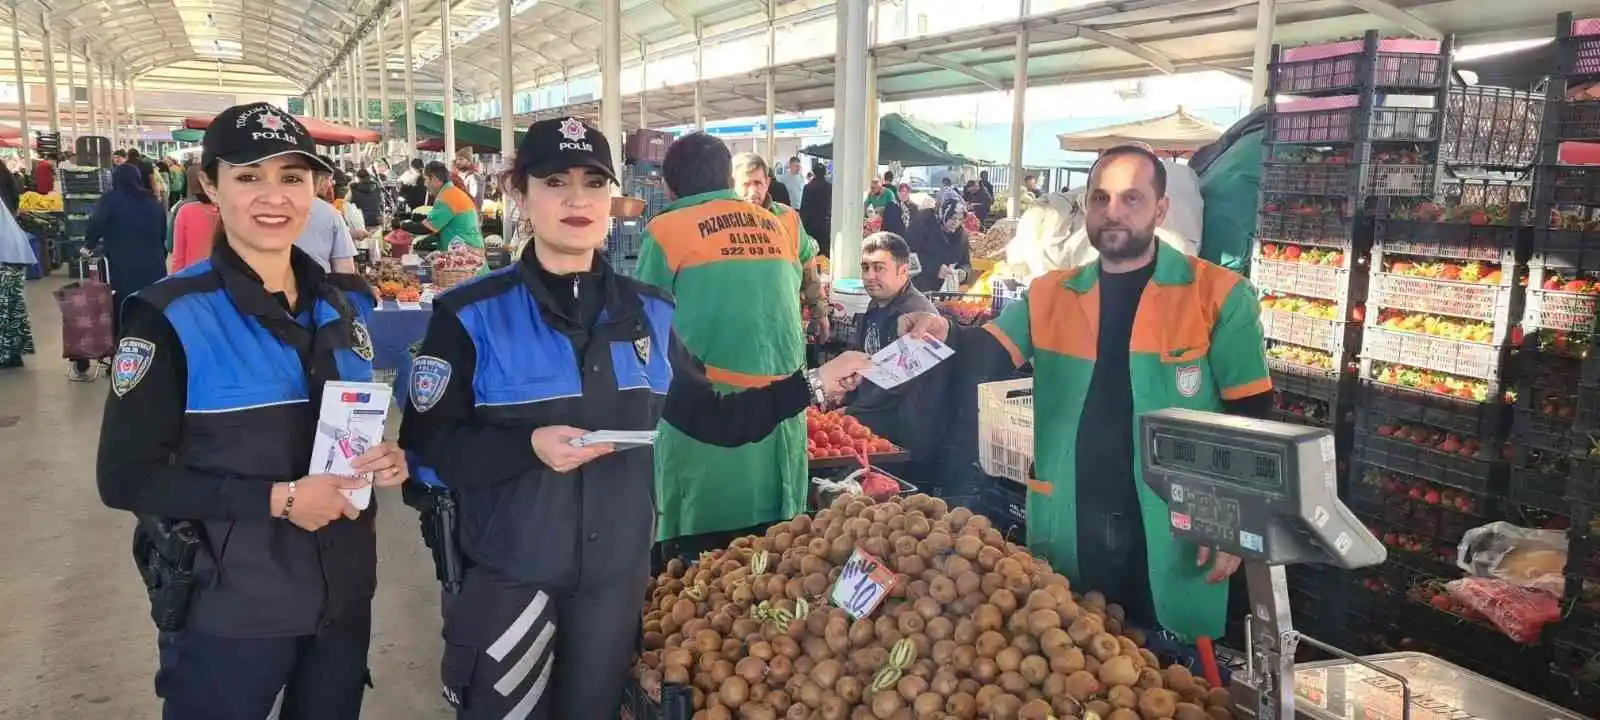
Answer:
top-left (829, 547), bottom-right (897, 620)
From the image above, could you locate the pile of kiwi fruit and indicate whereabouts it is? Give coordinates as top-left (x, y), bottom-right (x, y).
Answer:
top-left (634, 492), bottom-right (1238, 720)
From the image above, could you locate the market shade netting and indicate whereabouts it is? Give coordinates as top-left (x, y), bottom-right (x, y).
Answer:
top-left (1057, 107), bottom-right (1223, 155)
top-left (181, 115), bottom-right (380, 146)
top-left (801, 113), bottom-right (976, 166)
top-left (403, 109), bottom-right (525, 154)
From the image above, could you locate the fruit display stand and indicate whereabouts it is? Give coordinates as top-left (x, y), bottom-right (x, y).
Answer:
top-left (805, 407), bottom-right (910, 471)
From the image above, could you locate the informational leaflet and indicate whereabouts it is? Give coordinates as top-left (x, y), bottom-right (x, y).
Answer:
top-left (862, 335), bottom-right (955, 390)
top-left (310, 381), bottom-right (393, 510)
top-left (570, 430), bottom-right (658, 449)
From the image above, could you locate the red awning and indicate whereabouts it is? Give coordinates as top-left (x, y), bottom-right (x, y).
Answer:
top-left (182, 114), bottom-right (381, 146)
top-left (0, 126), bottom-right (21, 140)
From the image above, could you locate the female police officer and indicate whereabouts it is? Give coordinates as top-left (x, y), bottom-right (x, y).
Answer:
top-left (399, 118), bottom-right (869, 719)
top-left (95, 103), bottom-right (409, 720)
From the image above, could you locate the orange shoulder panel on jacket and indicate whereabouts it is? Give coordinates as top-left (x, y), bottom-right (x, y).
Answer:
top-left (440, 186), bottom-right (476, 214)
top-left (1027, 268), bottom-right (1099, 361)
top-left (1129, 256), bottom-right (1245, 355)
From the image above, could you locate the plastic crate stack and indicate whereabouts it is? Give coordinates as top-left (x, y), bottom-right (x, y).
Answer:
top-left (608, 161), bottom-right (668, 278)
top-left (60, 166), bottom-right (107, 279)
top-left (1533, 13), bottom-right (1600, 716)
top-left (1258, 30), bottom-right (1457, 645)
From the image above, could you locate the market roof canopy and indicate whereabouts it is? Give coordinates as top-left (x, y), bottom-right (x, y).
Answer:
top-left (403, 110), bottom-right (525, 154)
top-left (181, 115), bottom-right (380, 146)
top-left (1058, 107), bottom-right (1223, 155)
top-left (801, 114), bottom-right (976, 167)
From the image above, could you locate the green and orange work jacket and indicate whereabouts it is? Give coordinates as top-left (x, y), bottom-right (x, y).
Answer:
top-left (985, 241), bottom-right (1272, 641)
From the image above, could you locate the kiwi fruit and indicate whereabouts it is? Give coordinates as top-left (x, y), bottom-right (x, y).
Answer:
top-left (1098, 655), bottom-right (1139, 688)
top-left (1139, 688), bottom-right (1179, 720)
top-left (1062, 670), bottom-right (1100, 701)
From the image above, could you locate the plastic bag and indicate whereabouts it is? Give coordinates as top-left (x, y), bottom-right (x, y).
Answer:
top-left (1445, 576), bottom-right (1561, 644)
top-left (1455, 520), bottom-right (1568, 594)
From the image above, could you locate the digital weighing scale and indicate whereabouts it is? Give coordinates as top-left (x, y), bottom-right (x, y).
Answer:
top-left (1140, 408), bottom-right (1586, 720)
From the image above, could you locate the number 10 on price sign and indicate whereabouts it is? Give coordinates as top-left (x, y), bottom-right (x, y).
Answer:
top-left (830, 547), bottom-right (897, 620)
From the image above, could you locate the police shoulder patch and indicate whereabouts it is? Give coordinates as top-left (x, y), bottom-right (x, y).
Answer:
top-left (350, 320), bottom-right (374, 362)
top-left (409, 355), bottom-right (452, 413)
top-left (112, 337), bottom-right (157, 398)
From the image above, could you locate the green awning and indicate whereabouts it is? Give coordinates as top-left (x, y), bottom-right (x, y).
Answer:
top-left (800, 113), bottom-right (976, 166)
top-left (398, 108), bottom-right (525, 153)
top-left (170, 128), bottom-right (205, 143)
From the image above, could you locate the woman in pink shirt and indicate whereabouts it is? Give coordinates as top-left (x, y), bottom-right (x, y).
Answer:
top-left (168, 191), bottom-right (219, 272)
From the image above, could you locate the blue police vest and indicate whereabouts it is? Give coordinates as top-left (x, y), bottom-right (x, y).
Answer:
top-left (143, 259), bottom-right (379, 637)
top-left (418, 266), bottom-right (674, 585)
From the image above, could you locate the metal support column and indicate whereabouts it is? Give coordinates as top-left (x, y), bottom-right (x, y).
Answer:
top-left (85, 53), bottom-right (97, 137)
top-left (356, 40), bottom-right (368, 132)
top-left (862, 0), bottom-right (878, 186)
top-left (402, 0), bottom-right (417, 155)
top-left (377, 19), bottom-right (389, 151)
top-left (41, 16), bottom-right (58, 134)
top-left (441, 0), bottom-right (455, 158)
top-left (498, 0), bottom-right (514, 155)
top-left (600, 0), bottom-right (621, 173)
top-left (1006, 22), bottom-right (1028, 219)
top-left (127, 72), bottom-right (139, 150)
top-left (832, 0), bottom-right (869, 278)
top-left (692, 23), bottom-right (704, 130)
top-left (9, 0), bottom-right (28, 164)
top-left (638, 42), bottom-right (648, 130)
top-left (764, 0), bottom-right (776, 158)
top-left (65, 29), bottom-right (76, 138)
top-left (1251, 0), bottom-right (1276, 107)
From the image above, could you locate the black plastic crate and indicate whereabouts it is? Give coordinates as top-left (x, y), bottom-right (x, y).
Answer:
top-left (1513, 406), bottom-right (1578, 454)
top-left (1273, 366), bottom-right (1346, 405)
top-left (1533, 227), bottom-right (1600, 270)
top-left (1367, 270), bottom-right (1517, 326)
top-left (1257, 210), bottom-right (1357, 247)
top-left (1249, 256), bottom-right (1363, 304)
top-left (1372, 218), bottom-right (1521, 265)
top-left (1442, 86), bottom-right (1544, 168)
top-left (1575, 386), bottom-right (1600, 438)
top-left (1351, 430), bottom-right (1505, 494)
top-left (1550, 639), bottom-right (1600, 718)
top-left (1269, 37), bottom-right (1446, 95)
top-left (1558, 14), bottom-right (1600, 80)
top-left (1551, 166), bottom-right (1600, 208)
top-left (1553, 99), bottom-right (1600, 143)
top-left (1362, 326), bottom-right (1508, 382)
top-left (979, 475), bottom-right (1027, 542)
top-left (1356, 377), bottom-right (1509, 437)
top-left (621, 679), bottom-right (691, 720)
top-left (1266, 104), bottom-right (1439, 145)
top-left (1510, 445), bottom-right (1580, 513)
top-left (1260, 161), bottom-right (1357, 196)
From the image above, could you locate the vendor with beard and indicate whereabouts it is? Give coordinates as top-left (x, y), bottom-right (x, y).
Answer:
top-left (896, 145), bottom-right (1273, 653)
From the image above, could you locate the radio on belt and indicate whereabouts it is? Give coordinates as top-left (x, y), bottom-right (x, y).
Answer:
top-left (1137, 408), bottom-right (1587, 720)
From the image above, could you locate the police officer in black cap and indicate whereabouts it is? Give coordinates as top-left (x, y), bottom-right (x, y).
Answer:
top-left (95, 102), bottom-right (410, 719)
top-left (399, 118), bottom-right (870, 718)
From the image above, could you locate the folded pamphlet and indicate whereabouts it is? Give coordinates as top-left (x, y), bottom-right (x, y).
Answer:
top-left (570, 430), bottom-right (658, 449)
top-left (310, 381), bottom-right (393, 510)
top-left (863, 336), bottom-right (955, 390)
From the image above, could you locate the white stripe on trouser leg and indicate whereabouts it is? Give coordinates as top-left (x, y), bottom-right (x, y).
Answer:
top-left (486, 591), bottom-right (548, 662)
top-left (500, 649), bottom-right (554, 720)
top-left (494, 620), bottom-right (555, 697)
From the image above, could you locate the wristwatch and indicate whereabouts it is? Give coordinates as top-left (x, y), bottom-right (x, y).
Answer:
top-left (804, 368), bottom-right (828, 408)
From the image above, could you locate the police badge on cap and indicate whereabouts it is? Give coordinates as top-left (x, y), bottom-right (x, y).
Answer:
top-left (516, 117), bottom-right (618, 184)
top-left (201, 102), bottom-right (334, 174)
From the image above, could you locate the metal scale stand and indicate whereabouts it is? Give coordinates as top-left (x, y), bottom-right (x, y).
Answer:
top-left (1139, 409), bottom-right (1586, 720)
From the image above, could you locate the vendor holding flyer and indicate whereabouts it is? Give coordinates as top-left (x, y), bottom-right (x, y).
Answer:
top-left (94, 103), bottom-right (410, 720)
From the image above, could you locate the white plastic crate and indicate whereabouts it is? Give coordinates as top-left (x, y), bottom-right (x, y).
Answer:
top-left (978, 378), bottom-right (1034, 484)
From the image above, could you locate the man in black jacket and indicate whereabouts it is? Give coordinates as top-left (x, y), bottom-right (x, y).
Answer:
top-left (349, 170), bottom-right (384, 231)
top-left (799, 163), bottom-right (832, 257)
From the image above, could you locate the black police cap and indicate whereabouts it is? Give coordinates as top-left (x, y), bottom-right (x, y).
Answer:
top-left (202, 103), bottom-right (334, 174)
top-left (515, 117), bottom-right (617, 184)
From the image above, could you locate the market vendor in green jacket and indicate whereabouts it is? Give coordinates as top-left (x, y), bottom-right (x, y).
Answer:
top-left (636, 133), bottom-right (812, 554)
top-left (400, 161), bottom-right (487, 274)
top-left (900, 145), bottom-right (1275, 644)
top-left (731, 151), bottom-right (831, 344)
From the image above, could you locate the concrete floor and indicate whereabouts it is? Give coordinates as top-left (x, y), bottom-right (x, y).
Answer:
top-left (0, 276), bottom-right (452, 719)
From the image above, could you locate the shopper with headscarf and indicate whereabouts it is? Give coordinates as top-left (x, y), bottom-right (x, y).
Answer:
top-left (84, 164), bottom-right (169, 335)
top-left (904, 195), bottom-right (972, 293)
top-left (0, 205), bottom-right (35, 368)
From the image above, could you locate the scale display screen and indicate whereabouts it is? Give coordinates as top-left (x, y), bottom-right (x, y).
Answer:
top-left (1150, 431), bottom-right (1286, 494)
